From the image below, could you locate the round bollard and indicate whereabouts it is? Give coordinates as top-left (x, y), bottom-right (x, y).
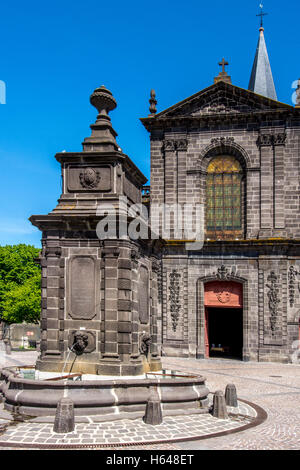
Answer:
top-left (225, 384), bottom-right (238, 407)
top-left (53, 397), bottom-right (75, 434)
top-left (212, 390), bottom-right (228, 419)
top-left (3, 340), bottom-right (11, 355)
top-left (143, 389), bottom-right (163, 425)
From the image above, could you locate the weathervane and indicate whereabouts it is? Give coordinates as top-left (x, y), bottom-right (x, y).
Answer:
top-left (257, 3), bottom-right (268, 28)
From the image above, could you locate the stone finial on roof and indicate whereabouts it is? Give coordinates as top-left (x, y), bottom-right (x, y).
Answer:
top-left (90, 85), bottom-right (117, 115)
top-left (214, 58), bottom-right (232, 85)
top-left (82, 85), bottom-right (119, 152)
top-left (149, 89), bottom-right (157, 116)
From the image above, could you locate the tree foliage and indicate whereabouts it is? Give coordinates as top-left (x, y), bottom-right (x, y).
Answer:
top-left (0, 244), bottom-right (41, 324)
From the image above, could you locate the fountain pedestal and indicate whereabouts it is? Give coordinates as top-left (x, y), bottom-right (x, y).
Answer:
top-left (29, 86), bottom-right (162, 378)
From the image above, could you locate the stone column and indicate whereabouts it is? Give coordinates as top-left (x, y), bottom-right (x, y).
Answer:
top-left (273, 139), bottom-right (286, 230)
top-left (259, 136), bottom-right (273, 235)
top-left (36, 244), bottom-right (63, 371)
top-left (163, 140), bottom-right (177, 239)
top-left (130, 248), bottom-right (141, 361)
top-left (98, 244), bottom-right (121, 375)
top-left (149, 258), bottom-right (162, 371)
top-left (118, 244), bottom-right (143, 375)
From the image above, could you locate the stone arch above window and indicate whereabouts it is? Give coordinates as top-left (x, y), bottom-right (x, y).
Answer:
top-left (198, 140), bottom-right (251, 173)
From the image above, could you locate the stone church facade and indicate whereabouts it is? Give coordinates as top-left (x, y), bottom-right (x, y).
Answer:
top-left (141, 75), bottom-right (300, 363)
top-left (29, 25), bottom-right (300, 367)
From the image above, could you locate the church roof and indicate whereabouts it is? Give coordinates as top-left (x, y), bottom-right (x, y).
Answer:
top-left (140, 81), bottom-right (296, 131)
top-left (248, 27), bottom-right (277, 101)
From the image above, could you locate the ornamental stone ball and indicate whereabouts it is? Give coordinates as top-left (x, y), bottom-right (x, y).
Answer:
top-left (90, 85), bottom-right (117, 116)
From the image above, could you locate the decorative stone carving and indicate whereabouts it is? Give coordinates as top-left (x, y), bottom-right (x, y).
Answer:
top-left (139, 265), bottom-right (149, 324)
top-left (168, 270), bottom-right (181, 332)
top-left (79, 167), bottom-right (101, 189)
top-left (149, 89), bottom-right (157, 116)
top-left (157, 265), bottom-right (163, 304)
top-left (163, 140), bottom-right (176, 152)
top-left (45, 246), bottom-right (62, 258)
top-left (215, 287), bottom-right (231, 304)
top-left (131, 249), bottom-right (141, 266)
top-left (215, 265), bottom-right (230, 280)
top-left (68, 330), bottom-right (96, 354)
top-left (176, 139), bottom-right (188, 151)
top-left (288, 266), bottom-right (300, 308)
top-left (273, 133), bottom-right (287, 146)
top-left (266, 272), bottom-right (280, 333)
top-left (71, 331), bottom-right (89, 355)
top-left (90, 85), bottom-right (117, 114)
top-left (151, 259), bottom-right (160, 273)
top-left (163, 140), bottom-right (188, 152)
top-left (257, 133), bottom-right (287, 147)
top-left (139, 332), bottom-right (152, 357)
top-left (211, 137), bottom-right (235, 146)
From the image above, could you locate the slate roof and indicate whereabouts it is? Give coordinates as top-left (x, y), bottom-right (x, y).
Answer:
top-left (248, 27), bottom-right (277, 101)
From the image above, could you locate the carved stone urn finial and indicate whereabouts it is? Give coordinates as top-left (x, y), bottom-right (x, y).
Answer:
top-left (149, 89), bottom-right (157, 116)
top-left (90, 85), bottom-right (117, 117)
top-left (83, 85), bottom-right (119, 152)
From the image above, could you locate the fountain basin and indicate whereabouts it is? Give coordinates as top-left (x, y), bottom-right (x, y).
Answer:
top-left (0, 366), bottom-right (210, 418)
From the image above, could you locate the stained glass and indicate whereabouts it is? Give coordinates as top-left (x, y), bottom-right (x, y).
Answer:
top-left (206, 156), bottom-right (243, 238)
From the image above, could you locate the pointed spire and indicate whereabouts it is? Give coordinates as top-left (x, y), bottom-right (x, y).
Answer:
top-left (248, 9), bottom-right (277, 101)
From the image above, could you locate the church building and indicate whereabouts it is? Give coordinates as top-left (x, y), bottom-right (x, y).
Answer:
top-left (141, 22), bottom-right (300, 363)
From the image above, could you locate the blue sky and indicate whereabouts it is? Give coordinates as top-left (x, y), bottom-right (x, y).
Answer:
top-left (0, 0), bottom-right (299, 248)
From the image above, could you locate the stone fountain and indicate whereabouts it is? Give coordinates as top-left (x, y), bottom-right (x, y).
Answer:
top-left (0, 86), bottom-right (209, 418)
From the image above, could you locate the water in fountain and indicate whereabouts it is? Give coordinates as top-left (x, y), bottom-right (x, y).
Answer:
top-left (61, 346), bottom-right (75, 377)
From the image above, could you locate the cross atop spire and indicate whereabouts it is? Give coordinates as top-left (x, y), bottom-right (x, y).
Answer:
top-left (257, 3), bottom-right (268, 28)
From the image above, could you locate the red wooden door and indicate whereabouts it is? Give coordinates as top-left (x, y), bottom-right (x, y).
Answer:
top-left (205, 307), bottom-right (209, 358)
top-left (204, 281), bottom-right (243, 359)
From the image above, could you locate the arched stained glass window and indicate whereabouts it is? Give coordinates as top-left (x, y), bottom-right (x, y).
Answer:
top-left (206, 156), bottom-right (243, 239)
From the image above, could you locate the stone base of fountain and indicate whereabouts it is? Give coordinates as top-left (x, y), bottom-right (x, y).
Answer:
top-left (35, 355), bottom-right (162, 377)
top-left (0, 367), bottom-right (210, 418)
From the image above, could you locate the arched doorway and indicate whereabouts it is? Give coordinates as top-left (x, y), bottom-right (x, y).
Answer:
top-left (204, 281), bottom-right (243, 359)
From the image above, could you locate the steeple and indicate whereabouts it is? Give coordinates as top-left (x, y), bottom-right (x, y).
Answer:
top-left (248, 6), bottom-right (277, 101)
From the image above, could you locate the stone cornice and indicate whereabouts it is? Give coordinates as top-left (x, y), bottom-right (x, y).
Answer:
top-left (141, 108), bottom-right (300, 132)
top-left (55, 151), bottom-right (147, 187)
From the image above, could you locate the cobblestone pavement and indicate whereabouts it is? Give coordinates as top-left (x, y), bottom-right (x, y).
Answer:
top-left (0, 351), bottom-right (300, 450)
top-left (159, 357), bottom-right (300, 450)
top-left (0, 401), bottom-right (256, 448)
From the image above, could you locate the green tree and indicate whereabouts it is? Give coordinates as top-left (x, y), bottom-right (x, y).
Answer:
top-left (0, 244), bottom-right (41, 324)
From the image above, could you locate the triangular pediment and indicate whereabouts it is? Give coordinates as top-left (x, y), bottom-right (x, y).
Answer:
top-left (154, 81), bottom-right (293, 118)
